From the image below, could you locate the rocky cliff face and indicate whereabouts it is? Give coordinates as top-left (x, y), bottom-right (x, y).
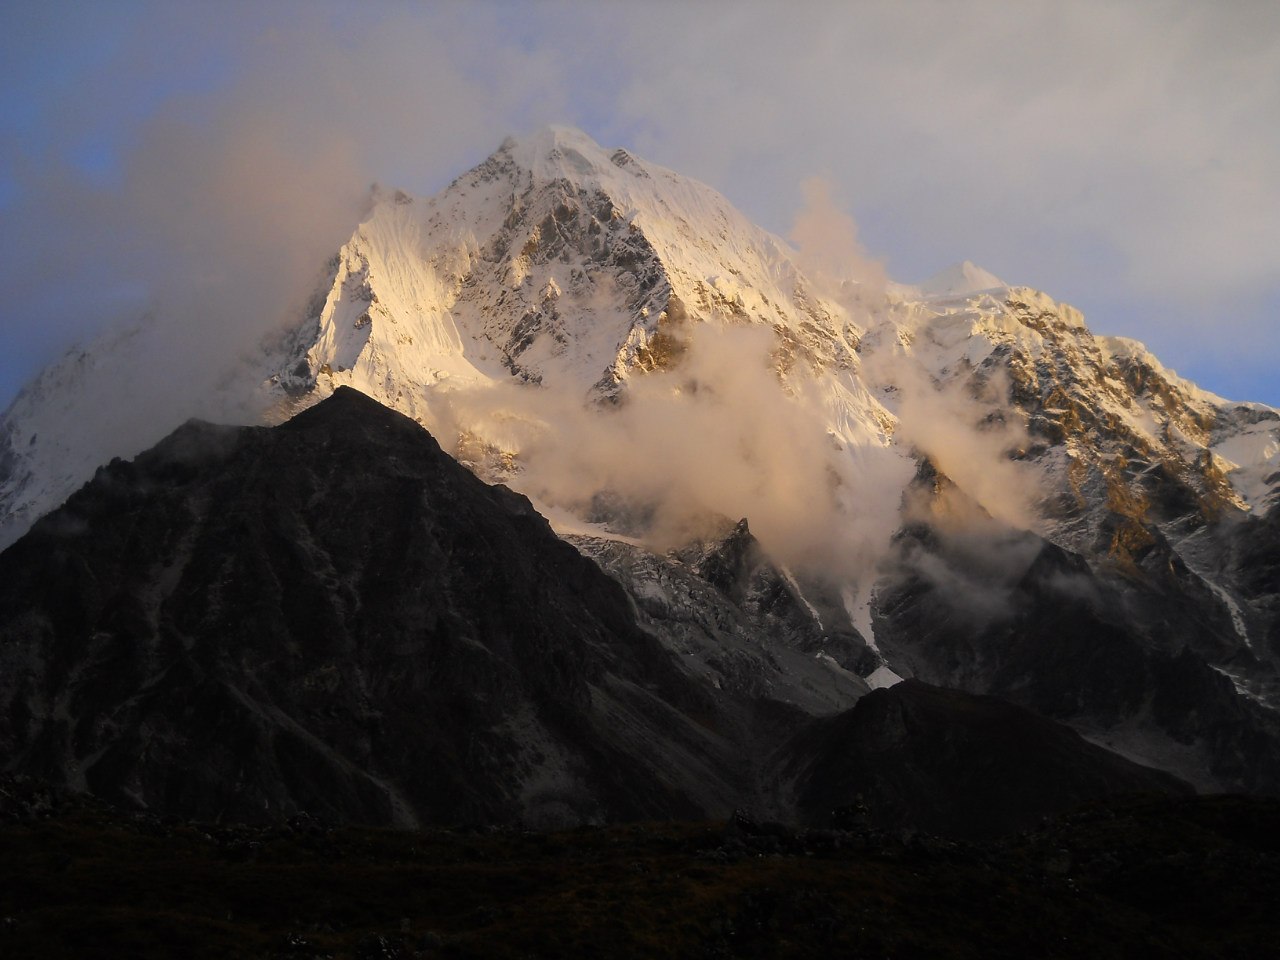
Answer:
top-left (1233, 506), bottom-right (1280, 661)
top-left (870, 460), bottom-right (1280, 793)
top-left (568, 519), bottom-right (875, 718)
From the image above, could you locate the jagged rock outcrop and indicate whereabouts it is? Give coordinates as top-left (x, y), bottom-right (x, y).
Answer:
top-left (569, 519), bottom-right (873, 718)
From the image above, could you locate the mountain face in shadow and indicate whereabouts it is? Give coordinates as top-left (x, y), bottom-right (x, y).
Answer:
top-left (871, 462), bottom-right (1280, 795)
top-left (780, 679), bottom-right (1191, 840)
top-left (0, 387), bottom-right (754, 828)
top-left (0, 388), bottom-right (1191, 834)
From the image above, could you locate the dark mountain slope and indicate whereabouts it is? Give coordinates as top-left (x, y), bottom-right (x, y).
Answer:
top-left (872, 463), bottom-right (1280, 794)
top-left (0, 387), bottom-right (743, 827)
top-left (1233, 504), bottom-right (1280, 661)
top-left (0, 388), bottom-right (1194, 835)
top-left (779, 679), bottom-right (1191, 840)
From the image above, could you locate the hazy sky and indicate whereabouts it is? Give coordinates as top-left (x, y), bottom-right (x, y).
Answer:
top-left (3, 0), bottom-right (1277, 408)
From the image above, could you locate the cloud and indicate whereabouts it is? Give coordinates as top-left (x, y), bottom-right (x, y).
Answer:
top-left (427, 322), bottom-right (910, 585)
top-left (0, 1), bottom-right (588, 424)
top-left (425, 319), bottom-right (1050, 628)
top-left (589, 1), bottom-right (1280, 292)
top-left (0, 59), bottom-right (365, 445)
top-left (0, 1), bottom-right (576, 396)
top-left (889, 364), bottom-right (1040, 533)
top-left (575, 1), bottom-right (1280, 401)
top-left (788, 176), bottom-right (887, 301)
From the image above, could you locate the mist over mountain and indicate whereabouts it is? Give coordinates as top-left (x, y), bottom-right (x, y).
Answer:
top-left (1, 127), bottom-right (1278, 830)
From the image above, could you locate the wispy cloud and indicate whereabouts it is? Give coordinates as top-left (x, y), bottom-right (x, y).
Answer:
top-left (430, 323), bottom-right (901, 575)
top-left (789, 177), bottom-right (887, 300)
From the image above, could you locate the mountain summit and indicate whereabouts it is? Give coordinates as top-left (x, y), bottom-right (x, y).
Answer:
top-left (915, 260), bottom-right (1006, 298)
top-left (266, 124), bottom-right (868, 407)
top-left (3, 127), bottom-right (1276, 548)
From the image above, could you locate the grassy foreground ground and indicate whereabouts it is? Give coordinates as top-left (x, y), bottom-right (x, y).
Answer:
top-left (1, 786), bottom-right (1277, 959)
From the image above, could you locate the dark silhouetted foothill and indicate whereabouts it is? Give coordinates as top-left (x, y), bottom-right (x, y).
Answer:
top-left (783, 679), bottom-right (1191, 840)
top-left (0, 388), bottom-right (743, 827)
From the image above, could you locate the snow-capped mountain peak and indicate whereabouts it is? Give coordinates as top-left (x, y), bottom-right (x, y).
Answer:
top-left (916, 260), bottom-right (1007, 299)
top-left (503, 124), bottom-right (631, 185)
top-left (2, 126), bottom-right (1277, 570)
top-left (262, 126), bottom-right (893, 476)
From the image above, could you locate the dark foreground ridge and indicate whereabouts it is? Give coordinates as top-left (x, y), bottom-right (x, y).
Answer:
top-left (0, 387), bottom-right (1188, 834)
top-left (0, 387), bottom-right (738, 827)
top-left (783, 679), bottom-right (1190, 838)
top-left (2, 780), bottom-right (1277, 959)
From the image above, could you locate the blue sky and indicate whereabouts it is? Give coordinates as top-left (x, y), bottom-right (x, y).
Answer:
top-left (3, 0), bottom-right (1277, 407)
